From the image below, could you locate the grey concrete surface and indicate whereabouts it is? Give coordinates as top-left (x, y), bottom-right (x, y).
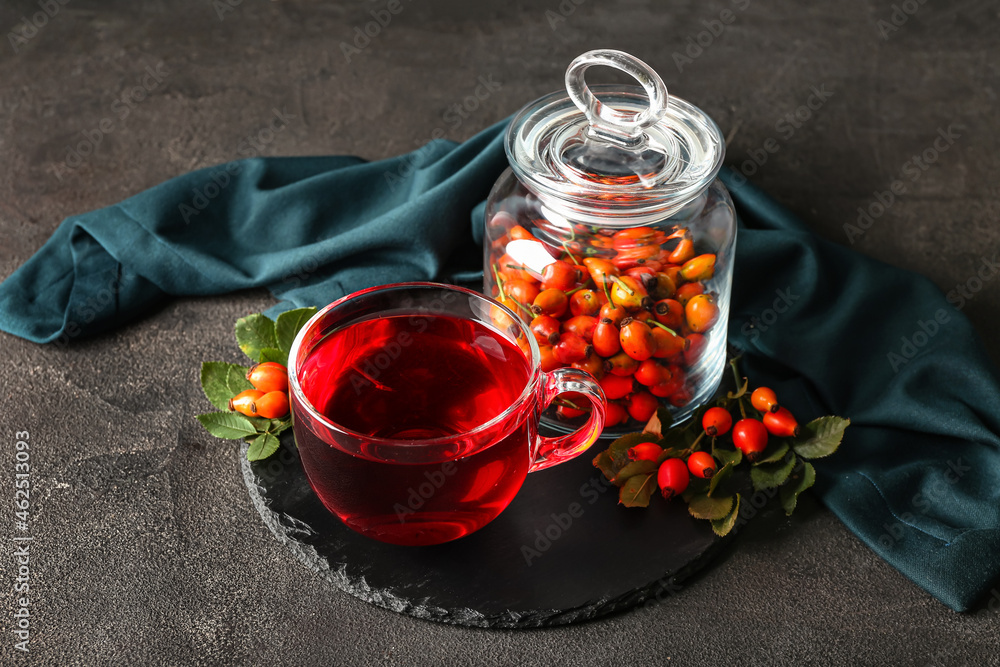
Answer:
top-left (1, 1), bottom-right (999, 665)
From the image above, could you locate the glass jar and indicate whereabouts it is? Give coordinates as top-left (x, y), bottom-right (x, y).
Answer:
top-left (483, 49), bottom-right (736, 435)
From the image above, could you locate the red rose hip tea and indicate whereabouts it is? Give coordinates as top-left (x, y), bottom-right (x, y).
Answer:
top-left (287, 283), bottom-right (607, 547)
top-left (295, 314), bottom-right (532, 546)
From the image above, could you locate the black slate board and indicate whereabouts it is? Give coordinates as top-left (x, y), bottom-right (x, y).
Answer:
top-left (241, 430), bottom-right (727, 629)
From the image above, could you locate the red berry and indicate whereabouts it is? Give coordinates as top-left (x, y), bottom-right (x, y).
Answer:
top-left (563, 315), bottom-right (598, 342)
top-left (592, 319), bottom-right (622, 357)
top-left (732, 418), bottom-right (768, 461)
top-left (599, 373), bottom-right (634, 400)
top-left (553, 332), bottom-right (590, 364)
top-left (628, 442), bottom-right (663, 462)
top-left (538, 345), bottom-right (561, 372)
top-left (657, 457), bottom-right (690, 499)
top-left (529, 314), bottom-right (561, 345)
top-left (598, 302), bottom-right (627, 327)
top-left (569, 289), bottom-right (602, 317)
top-left (751, 387), bottom-right (780, 413)
top-left (531, 288), bottom-right (569, 318)
top-left (570, 352), bottom-right (605, 379)
top-left (634, 359), bottom-right (669, 387)
top-left (763, 407), bottom-right (800, 438)
top-left (674, 281), bottom-right (704, 306)
top-left (627, 391), bottom-right (659, 423)
top-left (687, 451), bottom-right (717, 479)
top-left (557, 404), bottom-right (588, 420)
top-left (541, 260), bottom-right (578, 292)
top-left (505, 279), bottom-right (540, 308)
top-left (255, 390), bottom-right (290, 419)
top-left (604, 351), bottom-right (640, 377)
top-left (604, 401), bottom-right (629, 427)
top-left (702, 406), bottom-right (733, 437)
top-left (619, 318), bottom-right (656, 361)
top-left (247, 362), bottom-right (289, 393)
top-left (667, 237), bottom-right (695, 265)
top-left (650, 325), bottom-right (687, 358)
top-left (683, 333), bottom-right (707, 366)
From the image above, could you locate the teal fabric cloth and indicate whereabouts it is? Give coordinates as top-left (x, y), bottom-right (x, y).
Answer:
top-left (2, 121), bottom-right (999, 612)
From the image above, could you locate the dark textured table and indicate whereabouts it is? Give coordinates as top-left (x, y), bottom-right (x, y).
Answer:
top-left (2, 1), bottom-right (999, 664)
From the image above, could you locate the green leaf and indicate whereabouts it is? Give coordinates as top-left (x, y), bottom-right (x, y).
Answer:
top-left (196, 412), bottom-right (257, 440)
top-left (750, 453), bottom-right (797, 491)
top-left (259, 347), bottom-right (287, 365)
top-left (619, 473), bottom-right (656, 508)
top-left (246, 432), bottom-right (280, 461)
top-left (780, 462), bottom-right (816, 515)
top-left (593, 450), bottom-right (617, 482)
top-left (688, 493), bottom-right (734, 520)
top-left (791, 416), bottom-right (850, 459)
top-left (200, 362), bottom-right (254, 411)
top-left (708, 462), bottom-right (734, 497)
top-left (713, 446), bottom-right (743, 467)
top-left (655, 447), bottom-right (686, 465)
top-left (613, 459), bottom-right (657, 487)
top-left (275, 307), bottom-right (317, 355)
top-left (235, 313), bottom-right (277, 362)
top-left (757, 440), bottom-right (790, 464)
top-left (608, 432), bottom-right (659, 469)
top-left (711, 493), bottom-right (741, 537)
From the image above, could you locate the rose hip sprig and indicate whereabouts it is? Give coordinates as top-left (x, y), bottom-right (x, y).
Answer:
top-left (196, 307), bottom-right (317, 461)
top-left (593, 357), bottom-right (850, 537)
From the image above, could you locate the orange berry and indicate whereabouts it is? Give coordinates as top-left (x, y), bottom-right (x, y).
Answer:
top-left (685, 294), bottom-right (719, 333)
top-left (247, 362), bottom-right (289, 393)
top-left (255, 391), bottom-right (290, 419)
top-left (229, 389), bottom-right (264, 417)
top-left (679, 254), bottom-right (717, 282)
top-left (751, 387), bottom-right (780, 413)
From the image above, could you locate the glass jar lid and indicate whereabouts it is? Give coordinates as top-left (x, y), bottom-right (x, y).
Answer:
top-left (506, 49), bottom-right (725, 225)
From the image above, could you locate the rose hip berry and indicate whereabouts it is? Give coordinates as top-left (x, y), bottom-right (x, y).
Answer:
top-left (553, 332), bottom-right (590, 364)
top-left (604, 401), bottom-right (629, 427)
top-left (653, 298), bottom-right (684, 330)
top-left (229, 389), bottom-right (264, 416)
top-left (668, 237), bottom-right (695, 264)
top-left (702, 406), bottom-right (733, 436)
top-left (599, 373), bottom-right (634, 400)
top-left (531, 288), bottom-right (569, 318)
top-left (541, 260), bottom-right (578, 292)
top-left (657, 457), bottom-right (690, 499)
top-left (750, 387), bottom-right (780, 413)
top-left (627, 390), bottom-right (659, 423)
top-left (529, 314), bottom-right (562, 345)
top-left (569, 289), bottom-right (602, 317)
top-left (763, 406), bottom-right (801, 438)
top-left (687, 451), bottom-right (717, 479)
top-left (619, 318), bottom-right (656, 361)
top-left (685, 293), bottom-right (719, 333)
top-left (628, 442), bottom-right (663, 462)
top-left (563, 315), bottom-right (598, 342)
top-left (679, 253), bottom-right (717, 282)
top-left (247, 362), bottom-right (289, 393)
top-left (732, 418), bottom-right (768, 461)
top-left (592, 319), bottom-right (622, 357)
top-left (255, 390), bottom-right (290, 419)
top-left (605, 351), bottom-right (640, 377)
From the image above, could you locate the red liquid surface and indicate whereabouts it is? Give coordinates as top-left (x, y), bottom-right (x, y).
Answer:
top-left (294, 313), bottom-right (534, 545)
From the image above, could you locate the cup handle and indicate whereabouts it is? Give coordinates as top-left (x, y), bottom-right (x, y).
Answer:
top-left (529, 368), bottom-right (607, 472)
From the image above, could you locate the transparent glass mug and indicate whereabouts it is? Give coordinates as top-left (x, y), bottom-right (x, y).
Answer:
top-left (288, 283), bottom-right (607, 546)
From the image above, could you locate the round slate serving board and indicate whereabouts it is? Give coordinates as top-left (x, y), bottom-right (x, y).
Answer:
top-left (241, 431), bottom-right (727, 629)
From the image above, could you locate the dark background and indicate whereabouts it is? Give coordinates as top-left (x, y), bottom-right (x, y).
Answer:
top-left (2, 1), bottom-right (999, 665)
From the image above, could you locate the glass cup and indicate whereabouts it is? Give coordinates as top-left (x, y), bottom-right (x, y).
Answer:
top-left (288, 282), bottom-right (607, 546)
